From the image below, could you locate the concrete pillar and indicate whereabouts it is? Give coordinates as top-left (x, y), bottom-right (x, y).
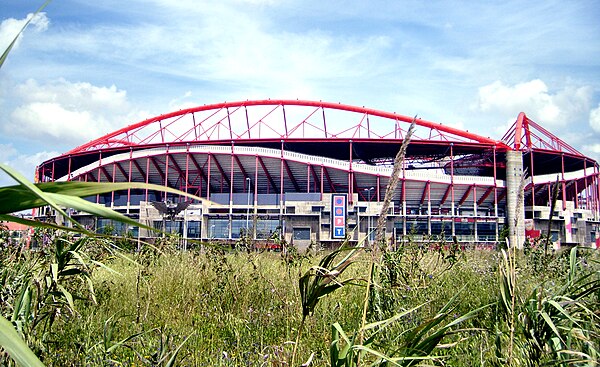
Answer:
top-left (506, 150), bottom-right (525, 248)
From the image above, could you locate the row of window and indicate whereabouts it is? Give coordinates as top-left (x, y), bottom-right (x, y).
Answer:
top-left (98, 217), bottom-right (499, 240)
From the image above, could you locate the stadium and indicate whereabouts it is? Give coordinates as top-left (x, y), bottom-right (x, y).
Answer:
top-left (35, 100), bottom-right (600, 249)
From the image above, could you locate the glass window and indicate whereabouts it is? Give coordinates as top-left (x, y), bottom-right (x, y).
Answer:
top-left (477, 222), bottom-right (496, 242)
top-left (455, 222), bottom-right (472, 235)
top-left (406, 220), bottom-right (427, 235)
top-left (293, 228), bottom-right (310, 240)
top-left (393, 221), bottom-right (404, 241)
top-left (431, 221), bottom-right (451, 236)
top-left (207, 218), bottom-right (229, 239)
top-left (231, 219), bottom-right (252, 239)
top-left (187, 221), bottom-right (201, 239)
top-left (165, 221), bottom-right (183, 235)
top-left (255, 219), bottom-right (281, 239)
top-left (97, 219), bottom-right (133, 236)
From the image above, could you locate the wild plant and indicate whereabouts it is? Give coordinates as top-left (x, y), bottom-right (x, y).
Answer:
top-left (293, 246), bottom-right (362, 366)
top-left (85, 314), bottom-right (145, 365)
top-left (282, 243), bottom-right (313, 276)
top-left (379, 234), bottom-right (464, 291)
top-left (12, 235), bottom-right (102, 339)
top-left (0, 8), bottom-right (203, 362)
top-left (331, 293), bottom-right (488, 367)
top-left (495, 247), bottom-right (600, 366)
top-left (0, 315), bottom-right (44, 367)
top-left (374, 118), bottom-right (416, 248)
top-left (132, 327), bottom-right (194, 367)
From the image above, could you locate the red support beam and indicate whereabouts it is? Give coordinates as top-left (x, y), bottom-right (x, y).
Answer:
top-left (420, 181), bottom-right (430, 205)
top-left (114, 161), bottom-right (129, 181)
top-left (309, 164), bottom-right (320, 193)
top-left (132, 160), bottom-right (146, 182)
top-left (66, 99), bottom-right (510, 155)
top-left (477, 186), bottom-right (494, 206)
top-left (458, 185), bottom-right (474, 206)
top-left (188, 154), bottom-right (212, 192)
top-left (322, 166), bottom-right (336, 193)
top-left (352, 173), bottom-right (359, 199)
top-left (168, 154), bottom-right (193, 190)
top-left (148, 156), bottom-right (165, 182)
top-left (209, 153), bottom-right (231, 189)
top-left (257, 156), bottom-right (278, 193)
top-left (440, 185), bottom-right (452, 206)
top-left (283, 159), bottom-right (301, 192)
top-left (233, 155), bottom-right (250, 181)
top-left (497, 188), bottom-right (507, 203)
top-left (99, 166), bottom-right (113, 183)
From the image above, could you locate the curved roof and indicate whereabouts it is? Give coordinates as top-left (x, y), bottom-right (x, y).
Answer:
top-left (38, 100), bottom-right (597, 184)
top-left (67, 99), bottom-right (510, 155)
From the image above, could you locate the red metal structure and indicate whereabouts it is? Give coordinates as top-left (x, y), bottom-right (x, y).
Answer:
top-left (36, 100), bottom-right (600, 245)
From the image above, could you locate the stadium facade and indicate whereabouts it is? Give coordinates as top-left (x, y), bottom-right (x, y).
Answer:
top-left (36, 100), bottom-right (600, 249)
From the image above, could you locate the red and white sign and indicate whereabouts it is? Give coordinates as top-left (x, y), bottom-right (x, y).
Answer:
top-left (332, 194), bottom-right (347, 239)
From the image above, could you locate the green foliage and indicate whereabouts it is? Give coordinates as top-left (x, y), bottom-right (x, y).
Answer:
top-left (1, 242), bottom-right (598, 366)
top-left (0, 163), bottom-right (203, 234)
top-left (299, 246), bottom-right (361, 318)
top-left (329, 300), bottom-right (485, 367)
top-left (0, 315), bottom-right (44, 367)
top-left (0, 162), bottom-right (201, 366)
top-left (495, 247), bottom-right (600, 366)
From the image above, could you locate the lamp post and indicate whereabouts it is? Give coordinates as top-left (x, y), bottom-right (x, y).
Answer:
top-left (246, 177), bottom-right (251, 238)
top-left (365, 187), bottom-right (374, 241)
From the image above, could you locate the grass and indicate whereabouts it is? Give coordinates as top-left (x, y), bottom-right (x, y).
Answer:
top-left (42, 248), bottom-right (365, 366)
top-left (3, 235), bottom-right (596, 366)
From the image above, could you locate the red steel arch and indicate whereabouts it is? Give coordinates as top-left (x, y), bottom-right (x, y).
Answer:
top-left (68, 99), bottom-right (510, 155)
top-left (501, 112), bottom-right (583, 156)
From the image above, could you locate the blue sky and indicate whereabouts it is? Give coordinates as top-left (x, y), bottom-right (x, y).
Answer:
top-left (1, 0), bottom-right (599, 185)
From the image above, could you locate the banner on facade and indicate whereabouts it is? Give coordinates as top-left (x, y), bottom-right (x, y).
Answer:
top-left (331, 194), bottom-right (347, 239)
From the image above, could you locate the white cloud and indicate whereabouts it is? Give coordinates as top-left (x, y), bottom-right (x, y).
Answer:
top-left (590, 104), bottom-right (600, 133)
top-left (583, 143), bottom-right (600, 154)
top-left (3, 78), bottom-right (148, 146)
top-left (0, 143), bottom-right (18, 164)
top-left (25, 2), bottom-right (393, 102)
top-left (475, 80), bottom-right (592, 127)
top-left (0, 143), bottom-right (58, 186)
top-left (582, 143), bottom-right (600, 164)
top-left (167, 91), bottom-right (197, 111)
top-left (0, 12), bottom-right (49, 53)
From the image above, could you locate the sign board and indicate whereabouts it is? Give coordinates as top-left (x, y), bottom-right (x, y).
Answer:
top-left (331, 194), bottom-right (347, 239)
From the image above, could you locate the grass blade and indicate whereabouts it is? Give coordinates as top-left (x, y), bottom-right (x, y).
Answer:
top-left (0, 163), bottom-right (80, 229)
top-left (0, 315), bottom-right (45, 367)
top-left (0, 0), bottom-right (51, 69)
top-left (0, 180), bottom-right (205, 214)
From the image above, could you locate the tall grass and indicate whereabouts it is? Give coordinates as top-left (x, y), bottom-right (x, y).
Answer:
top-left (2, 231), bottom-right (598, 366)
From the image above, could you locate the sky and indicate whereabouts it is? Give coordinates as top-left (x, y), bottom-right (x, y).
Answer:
top-left (1, 0), bottom-right (599, 186)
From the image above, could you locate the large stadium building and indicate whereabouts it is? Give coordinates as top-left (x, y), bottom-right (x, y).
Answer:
top-left (36, 100), bottom-right (600, 249)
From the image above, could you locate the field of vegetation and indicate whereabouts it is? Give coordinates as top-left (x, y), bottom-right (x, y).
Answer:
top-left (1, 228), bottom-right (599, 366)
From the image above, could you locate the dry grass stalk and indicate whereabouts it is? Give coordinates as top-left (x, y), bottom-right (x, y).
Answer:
top-left (374, 117), bottom-right (416, 248)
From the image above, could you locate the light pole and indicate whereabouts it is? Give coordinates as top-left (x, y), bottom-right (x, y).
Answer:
top-left (365, 187), bottom-right (374, 241)
top-left (246, 177), bottom-right (251, 238)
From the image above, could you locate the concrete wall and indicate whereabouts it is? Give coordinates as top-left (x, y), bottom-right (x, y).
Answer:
top-left (506, 150), bottom-right (525, 248)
